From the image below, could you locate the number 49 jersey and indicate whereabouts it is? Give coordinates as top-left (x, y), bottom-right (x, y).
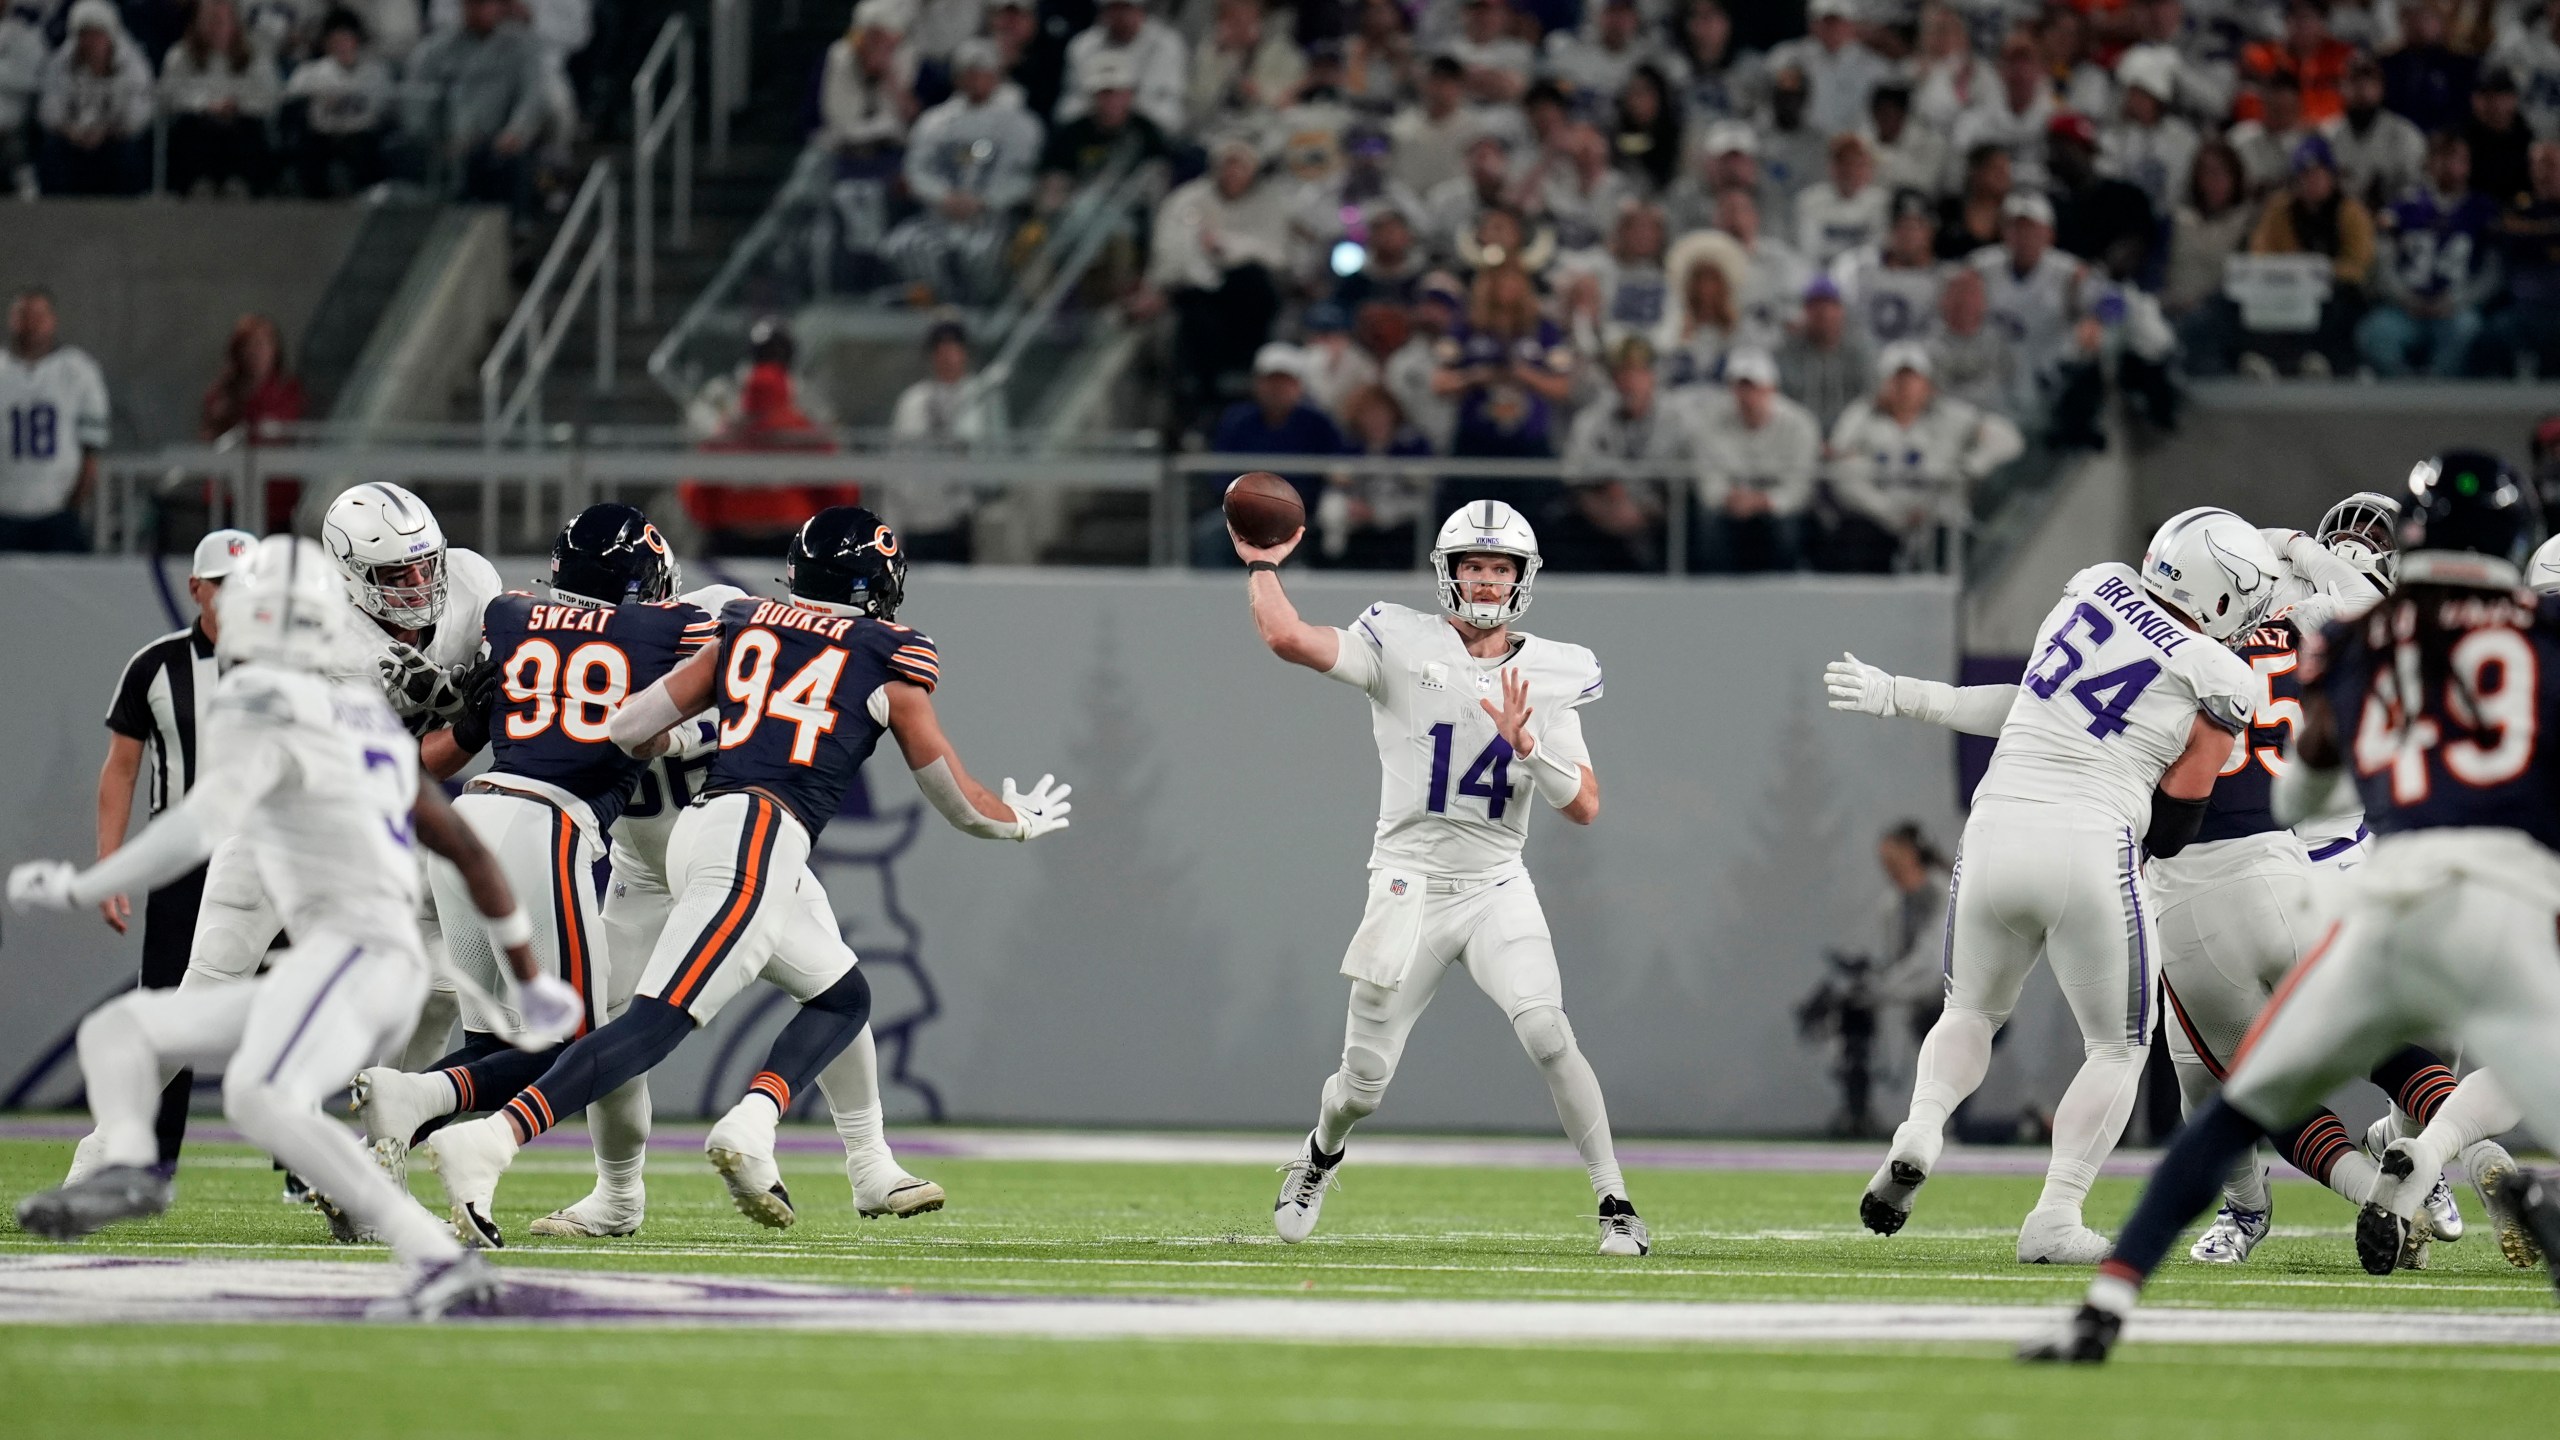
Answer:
top-left (702, 597), bottom-right (940, 839)
top-left (1325, 601), bottom-right (1601, 879)
top-left (1976, 562), bottom-right (2257, 836)
top-left (481, 592), bottom-right (715, 828)
top-left (2314, 590), bottom-right (2560, 853)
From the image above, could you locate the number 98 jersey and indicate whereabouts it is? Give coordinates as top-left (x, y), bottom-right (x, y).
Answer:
top-left (1976, 562), bottom-right (2258, 836)
top-left (481, 592), bottom-right (714, 828)
top-left (2314, 590), bottom-right (2560, 853)
top-left (702, 596), bottom-right (940, 839)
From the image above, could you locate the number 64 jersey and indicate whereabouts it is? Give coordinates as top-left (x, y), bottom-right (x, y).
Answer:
top-left (1976, 563), bottom-right (2257, 836)
top-left (1325, 602), bottom-right (1602, 879)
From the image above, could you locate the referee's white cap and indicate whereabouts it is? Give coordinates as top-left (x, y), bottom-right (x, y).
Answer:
top-left (192, 529), bottom-right (256, 580)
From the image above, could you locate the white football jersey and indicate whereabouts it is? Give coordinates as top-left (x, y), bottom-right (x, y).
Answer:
top-left (208, 664), bottom-right (425, 950)
top-left (1975, 562), bottom-right (2257, 836)
top-left (0, 345), bottom-right (109, 517)
top-left (1325, 601), bottom-right (1601, 879)
top-left (611, 581), bottom-right (749, 873)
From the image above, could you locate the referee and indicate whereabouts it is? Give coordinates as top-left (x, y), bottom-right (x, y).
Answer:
top-left (70, 529), bottom-right (254, 1178)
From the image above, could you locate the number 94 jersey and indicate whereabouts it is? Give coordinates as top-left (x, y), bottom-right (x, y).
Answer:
top-left (2313, 590), bottom-right (2560, 852)
top-left (1977, 562), bottom-right (2257, 836)
top-left (703, 597), bottom-right (940, 839)
top-left (1325, 602), bottom-right (1602, 879)
top-left (481, 591), bottom-right (715, 828)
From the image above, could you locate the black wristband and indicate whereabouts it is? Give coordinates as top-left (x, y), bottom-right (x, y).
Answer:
top-left (1246, 560), bottom-right (1281, 574)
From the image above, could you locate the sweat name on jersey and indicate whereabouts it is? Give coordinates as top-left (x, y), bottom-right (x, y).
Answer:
top-left (481, 592), bottom-right (712, 829)
top-left (703, 597), bottom-right (940, 839)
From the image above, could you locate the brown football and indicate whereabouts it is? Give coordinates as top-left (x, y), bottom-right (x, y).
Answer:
top-left (1223, 471), bottom-right (1306, 549)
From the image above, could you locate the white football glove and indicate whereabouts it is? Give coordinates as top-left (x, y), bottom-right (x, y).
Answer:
top-left (506, 972), bottom-right (584, 1052)
top-left (7, 860), bottom-right (79, 912)
top-left (378, 641), bottom-right (468, 722)
top-left (1824, 652), bottom-right (1899, 718)
top-left (669, 717), bottom-right (721, 762)
top-left (1002, 774), bottom-right (1073, 841)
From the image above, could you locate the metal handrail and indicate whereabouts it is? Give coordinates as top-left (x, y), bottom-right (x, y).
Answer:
top-left (644, 142), bottom-right (831, 401)
top-left (632, 15), bottom-right (696, 322)
top-left (481, 158), bottom-right (619, 466)
top-left (977, 159), bottom-right (1157, 401)
top-left (710, 0), bottom-right (750, 167)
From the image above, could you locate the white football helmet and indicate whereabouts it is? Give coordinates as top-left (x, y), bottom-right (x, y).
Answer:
top-left (217, 536), bottom-right (358, 672)
top-left (2528, 535), bottom-right (2560, 592)
top-left (323, 482), bottom-right (448, 629)
top-left (2141, 507), bottom-right (2281, 642)
top-left (2316, 490), bottom-right (2401, 588)
top-left (1431, 500), bottom-right (1543, 629)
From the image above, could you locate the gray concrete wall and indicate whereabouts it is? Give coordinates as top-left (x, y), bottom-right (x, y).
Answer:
top-left (0, 561), bottom-right (1977, 1134)
top-left (0, 202), bottom-right (373, 446)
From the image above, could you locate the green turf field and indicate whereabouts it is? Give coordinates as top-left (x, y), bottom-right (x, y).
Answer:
top-left (3, 1130), bottom-right (2556, 1438)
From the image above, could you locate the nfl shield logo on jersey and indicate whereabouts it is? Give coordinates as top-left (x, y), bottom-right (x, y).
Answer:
top-left (1389, 878), bottom-right (1407, 896)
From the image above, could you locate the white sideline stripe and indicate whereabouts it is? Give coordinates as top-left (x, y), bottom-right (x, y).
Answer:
top-left (0, 1257), bottom-right (2554, 1346)
top-left (0, 1239), bottom-right (2537, 1299)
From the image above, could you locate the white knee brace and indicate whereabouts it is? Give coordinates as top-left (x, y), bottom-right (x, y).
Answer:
top-left (1513, 1006), bottom-right (1576, 1067)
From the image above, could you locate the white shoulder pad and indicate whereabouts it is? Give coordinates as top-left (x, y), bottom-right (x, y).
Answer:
top-left (2060, 561), bottom-right (2134, 599)
top-left (682, 582), bottom-right (753, 614)
top-left (1525, 635), bottom-right (1604, 707)
top-left (426, 548), bottom-right (508, 668)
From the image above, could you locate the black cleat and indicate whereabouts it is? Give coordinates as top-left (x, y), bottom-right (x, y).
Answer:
top-left (454, 1201), bottom-right (505, 1250)
top-left (1859, 1161), bottom-right (1926, 1236)
top-left (314, 1192), bottom-right (375, 1245)
top-left (13, 1165), bottom-right (173, 1242)
top-left (2356, 1202), bottom-right (2408, 1276)
top-left (2017, 1304), bottom-right (2124, 1364)
top-left (2496, 1169), bottom-right (2560, 1301)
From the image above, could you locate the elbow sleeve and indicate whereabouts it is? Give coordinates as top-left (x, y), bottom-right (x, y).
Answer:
top-left (608, 679), bottom-right (686, 754)
top-left (2145, 788), bottom-right (2209, 859)
top-left (914, 757), bottom-right (1021, 840)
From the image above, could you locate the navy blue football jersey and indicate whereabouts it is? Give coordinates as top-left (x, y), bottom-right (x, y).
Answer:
top-left (702, 596), bottom-right (938, 837)
top-left (2191, 618), bottom-right (2303, 847)
top-left (482, 592), bottom-right (716, 828)
top-left (2316, 591), bottom-right (2560, 852)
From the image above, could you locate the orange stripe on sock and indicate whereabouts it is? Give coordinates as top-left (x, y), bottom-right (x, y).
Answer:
top-left (443, 1067), bottom-right (473, 1111)
top-left (748, 1072), bottom-right (791, 1110)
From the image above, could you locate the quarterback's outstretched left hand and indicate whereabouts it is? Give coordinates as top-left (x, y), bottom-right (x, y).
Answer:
top-left (1825, 653), bottom-right (1897, 717)
top-left (509, 972), bottom-right (583, 1051)
top-left (8, 861), bottom-right (79, 912)
top-left (1004, 774), bottom-right (1073, 841)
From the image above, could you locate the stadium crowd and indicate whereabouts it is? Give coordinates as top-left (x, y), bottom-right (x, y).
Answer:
top-left (788, 0), bottom-right (2560, 571)
top-left (0, 0), bottom-right (593, 213)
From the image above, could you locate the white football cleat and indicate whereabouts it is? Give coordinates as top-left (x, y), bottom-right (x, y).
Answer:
top-left (2188, 1203), bottom-right (2271, 1264)
top-left (526, 1188), bottom-right (644, 1238)
top-left (2465, 1140), bottom-right (2541, 1269)
top-left (422, 1115), bottom-right (518, 1249)
top-left (2418, 1173), bottom-right (2464, 1244)
top-left (849, 1156), bottom-right (945, 1219)
top-left (705, 1099), bottom-right (795, 1229)
top-left (1273, 1132), bottom-right (1342, 1244)
top-left (1860, 1120), bottom-right (1942, 1236)
top-left (61, 1130), bottom-right (107, 1188)
top-left (1597, 1196), bottom-right (1650, 1256)
top-left (351, 1067), bottom-right (450, 1184)
top-left (2017, 1206), bottom-right (2113, 1265)
top-left (365, 1249), bottom-right (499, 1322)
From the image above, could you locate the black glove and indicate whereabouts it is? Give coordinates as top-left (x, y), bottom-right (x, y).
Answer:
top-left (448, 656), bottom-right (500, 756)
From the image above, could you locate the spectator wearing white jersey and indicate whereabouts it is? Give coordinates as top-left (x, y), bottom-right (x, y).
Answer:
top-left (1446, 0), bottom-right (1533, 106)
top-left (159, 0), bottom-right (278, 196)
top-left (1188, 0), bottom-right (1302, 132)
top-left (1688, 345), bottom-right (1820, 573)
top-left (885, 40), bottom-right (1043, 305)
top-left (0, 287), bottom-right (109, 552)
top-left (1057, 0), bottom-right (1187, 134)
top-left (2101, 48), bottom-right (2199, 214)
top-left (1823, 341), bottom-right (2023, 573)
top-left (2327, 52), bottom-right (2425, 209)
top-left (1, 7), bottom-right (47, 194)
top-left (1541, 0), bottom-right (1667, 105)
top-left (1135, 131), bottom-right (1291, 434)
top-left (1924, 265), bottom-right (2028, 419)
top-left (1949, 30), bottom-right (2057, 194)
top-left (2489, 2), bottom-right (2560, 141)
top-left (1835, 190), bottom-right (1948, 350)
top-left (1664, 119), bottom-right (1790, 243)
top-left (36, 0), bottom-right (153, 196)
top-left (1768, 0), bottom-right (1892, 142)
top-left (284, 10), bottom-right (392, 196)
top-left (886, 320), bottom-right (1002, 564)
top-left (1552, 335), bottom-right (1679, 573)
top-left (1969, 191), bottom-right (2085, 398)
top-left (1797, 131), bottom-right (1892, 267)
top-left (1388, 54), bottom-right (1471, 199)
top-left (1861, 80), bottom-right (1944, 201)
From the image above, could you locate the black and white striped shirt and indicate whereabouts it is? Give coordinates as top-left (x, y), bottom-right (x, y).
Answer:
top-left (104, 624), bottom-right (218, 817)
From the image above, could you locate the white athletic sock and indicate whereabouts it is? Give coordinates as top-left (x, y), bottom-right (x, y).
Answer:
top-left (2034, 1043), bottom-right (2147, 1219)
top-left (2410, 1072), bottom-right (2522, 1178)
top-left (817, 1027), bottom-right (895, 1176)
top-left (75, 1005), bottom-right (171, 1170)
top-left (1515, 1010), bottom-right (1626, 1202)
top-left (587, 1075), bottom-right (650, 1205)
top-left (2324, 1148), bottom-right (2384, 1209)
top-left (1903, 1007), bottom-right (2000, 1145)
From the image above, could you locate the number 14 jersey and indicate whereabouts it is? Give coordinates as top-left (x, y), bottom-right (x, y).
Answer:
top-left (1326, 601), bottom-right (1602, 879)
top-left (1977, 562), bottom-right (2257, 837)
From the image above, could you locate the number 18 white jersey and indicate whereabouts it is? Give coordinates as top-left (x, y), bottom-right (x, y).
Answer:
top-left (1975, 562), bottom-right (2256, 836)
top-left (0, 345), bottom-right (109, 517)
top-left (1325, 602), bottom-right (1602, 879)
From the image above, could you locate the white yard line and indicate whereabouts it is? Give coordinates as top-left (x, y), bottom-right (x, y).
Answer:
top-left (0, 1256), bottom-right (2552, 1346)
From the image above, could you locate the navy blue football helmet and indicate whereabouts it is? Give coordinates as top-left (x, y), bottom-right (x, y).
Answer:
top-left (550, 503), bottom-right (677, 605)
top-left (786, 506), bottom-right (906, 619)
top-left (2398, 450), bottom-right (2542, 587)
